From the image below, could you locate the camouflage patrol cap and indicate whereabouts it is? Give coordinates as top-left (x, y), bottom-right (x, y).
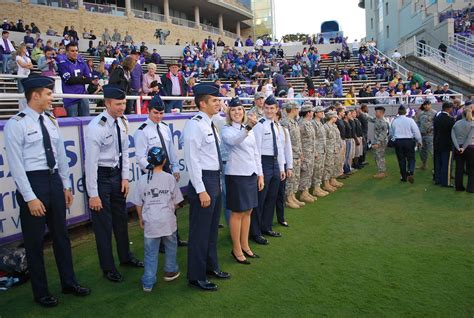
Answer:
top-left (313, 106), bottom-right (324, 113)
top-left (325, 110), bottom-right (338, 118)
top-left (283, 101), bottom-right (299, 110)
top-left (300, 101), bottom-right (314, 112)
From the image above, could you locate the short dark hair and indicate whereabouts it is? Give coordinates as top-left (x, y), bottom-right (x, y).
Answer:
top-left (65, 42), bottom-right (78, 51)
top-left (44, 47), bottom-right (54, 53)
top-left (2, 31), bottom-right (9, 35)
top-left (398, 107), bottom-right (407, 115)
top-left (25, 87), bottom-right (46, 102)
top-left (442, 101), bottom-right (453, 110)
top-left (195, 94), bottom-right (212, 109)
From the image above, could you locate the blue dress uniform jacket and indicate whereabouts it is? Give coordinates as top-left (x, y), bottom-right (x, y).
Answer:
top-left (133, 118), bottom-right (179, 173)
top-left (4, 106), bottom-right (78, 299)
top-left (183, 111), bottom-right (222, 281)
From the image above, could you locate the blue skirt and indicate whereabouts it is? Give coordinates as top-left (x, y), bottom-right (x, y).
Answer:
top-left (225, 174), bottom-right (258, 212)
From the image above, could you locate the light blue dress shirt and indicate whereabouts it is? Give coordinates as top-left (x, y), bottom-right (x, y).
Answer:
top-left (390, 115), bottom-right (422, 143)
top-left (252, 117), bottom-right (285, 172)
top-left (85, 110), bottom-right (130, 197)
top-left (221, 122), bottom-right (263, 177)
top-left (133, 118), bottom-right (179, 173)
top-left (183, 111), bottom-right (220, 194)
top-left (4, 106), bottom-right (71, 202)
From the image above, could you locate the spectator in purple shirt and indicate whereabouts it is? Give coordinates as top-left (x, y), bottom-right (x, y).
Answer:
top-left (358, 64), bottom-right (368, 80)
top-left (1, 19), bottom-right (9, 30)
top-left (57, 43), bottom-right (93, 117)
top-left (245, 35), bottom-right (254, 47)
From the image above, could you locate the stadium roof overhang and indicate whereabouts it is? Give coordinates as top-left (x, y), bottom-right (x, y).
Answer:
top-left (170, 0), bottom-right (253, 22)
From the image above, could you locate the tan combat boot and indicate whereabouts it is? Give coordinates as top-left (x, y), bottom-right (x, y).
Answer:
top-left (312, 186), bottom-right (329, 197)
top-left (285, 196), bottom-right (300, 209)
top-left (373, 172), bottom-right (387, 179)
top-left (292, 193), bottom-right (306, 207)
top-left (322, 180), bottom-right (337, 192)
top-left (331, 178), bottom-right (343, 188)
top-left (299, 190), bottom-right (315, 203)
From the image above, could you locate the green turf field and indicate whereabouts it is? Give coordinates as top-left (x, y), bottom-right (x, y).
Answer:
top-left (1, 151), bottom-right (473, 317)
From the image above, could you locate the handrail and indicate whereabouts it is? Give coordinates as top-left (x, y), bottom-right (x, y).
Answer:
top-left (448, 34), bottom-right (474, 58)
top-left (414, 40), bottom-right (473, 83)
top-left (366, 45), bottom-right (410, 80)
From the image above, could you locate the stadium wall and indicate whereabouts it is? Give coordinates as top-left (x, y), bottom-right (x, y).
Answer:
top-left (0, 2), bottom-right (238, 47)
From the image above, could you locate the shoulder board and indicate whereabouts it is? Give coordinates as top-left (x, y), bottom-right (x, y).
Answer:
top-left (45, 111), bottom-right (58, 126)
top-left (13, 112), bottom-right (26, 121)
top-left (120, 116), bottom-right (129, 134)
top-left (258, 118), bottom-right (265, 124)
top-left (192, 115), bottom-right (203, 121)
top-left (161, 121), bottom-right (168, 126)
top-left (99, 116), bottom-right (107, 126)
top-left (138, 123), bottom-right (147, 130)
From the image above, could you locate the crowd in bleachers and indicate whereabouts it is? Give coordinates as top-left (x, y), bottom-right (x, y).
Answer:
top-left (0, 17), bottom-right (468, 118)
top-left (439, 4), bottom-right (474, 36)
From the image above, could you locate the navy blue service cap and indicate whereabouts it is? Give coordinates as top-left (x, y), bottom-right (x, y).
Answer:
top-left (265, 94), bottom-right (277, 105)
top-left (103, 84), bottom-right (126, 99)
top-left (192, 83), bottom-right (220, 97)
top-left (20, 75), bottom-right (55, 93)
top-left (229, 97), bottom-right (242, 107)
top-left (148, 95), bottom-right (165, 111)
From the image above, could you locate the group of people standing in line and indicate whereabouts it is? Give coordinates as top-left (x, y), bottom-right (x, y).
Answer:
top-left (3, 73), bottom-right (472, 307)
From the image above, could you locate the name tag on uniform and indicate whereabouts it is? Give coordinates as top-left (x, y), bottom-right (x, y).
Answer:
top-left (105, 134), bottom-right (113, 139)
top-left (149, 136), bottom-right (157, 140)
top-left (264, 132), bottom-right (271, 135)
top-left (27, 130), bottom-right (38, 136)
top-left (207, 133), bottom-right (213, 136)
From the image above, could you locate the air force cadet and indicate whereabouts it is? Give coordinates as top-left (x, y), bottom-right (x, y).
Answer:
top-left (251, 95), bottom-right (286, 245)
top-left (183, 83), bottom-right (231, 291)
top-left (85, 84), bottom-right (143, 283)
top-left (4, 75), bottom-right (90, 307)
top-left (133, 94), bottom-right (187, 247)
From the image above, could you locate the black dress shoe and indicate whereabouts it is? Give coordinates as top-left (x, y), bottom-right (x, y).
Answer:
top-left (62, 284), bottom-right (91, 296)
top-left (456, 187), bottom-right (466, 191)
top-left (103, 270), bottom-right (123, 282)
top-left (189, 280), bottom-right (218, 291)
top-left (263, 230), bottom-right (282, 237)
top-left (35, 295), bottom-right (58, 308)
top-left (206, 270), bottom-right (231, 279)
top-left (121, 257), bottom-right (144, 268)
top-left (218, 224), bottom-right (225, 229)
top-left (278, 221), bottom-right (289, 227)
top-left (231, 251), bottom-right (250, 265)
top-left (178, 240), bottom-right (188, 247)
top-left (253, 236), bottom-right (269, 245)
top-left (242, 249), bottom-right (260, 258)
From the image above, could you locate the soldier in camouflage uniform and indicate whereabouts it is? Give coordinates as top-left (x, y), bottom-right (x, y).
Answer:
top-left (415, 100), bottom-right (437, 170)
top-left (298, 102), bottom-right (317, 203)
top-left (281, 102), bottom-right (305, 208)
top-left (361, 106), bottom-right (390, 178)
top-left (311, 106), bottom-right (330, 197)
top-left (247, 92), bottom-right (265, 120)
top-left (322, 111), bottom-right (340, 192)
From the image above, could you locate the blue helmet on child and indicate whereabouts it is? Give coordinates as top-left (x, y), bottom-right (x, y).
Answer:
top-left (146, 146), bottom-right (166, 169)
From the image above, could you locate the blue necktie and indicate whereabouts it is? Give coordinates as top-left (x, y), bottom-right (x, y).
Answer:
top-left (115, 119), bottom-right (123, 170)
top-left (211, 122), bottom-right (223, 172)
top-left (271, 122), bottom-right (278, 158)
top-left (39, 115), bottom-right (56, 171)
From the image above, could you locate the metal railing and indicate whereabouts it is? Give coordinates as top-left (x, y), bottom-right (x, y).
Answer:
top-left (448, 34), bottom-right (474, 57)
top-left (29, 0), bottom-right (78, 9)
top-left (224, 30), bottom-right (238, 39)
top-left (202, 24), bottom-right (222, 35)
top-left (170, 17), bottom-right (197, 29)
top-left (84, 3), bottom-right (126, 16)
top-left (366, 45), bottom-right (410, 80)
top-left (414, 40), bottom-right (473, 84)
top-left (131, 9), bottom-right (166, 22)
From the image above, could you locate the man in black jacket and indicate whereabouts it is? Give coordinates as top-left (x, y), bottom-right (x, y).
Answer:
top-left (433, 102), bottom-right (456, 187)
top-left (160, 61), bottom-right (188, 113)
top-left (357, 104), bottom-right (369, 165)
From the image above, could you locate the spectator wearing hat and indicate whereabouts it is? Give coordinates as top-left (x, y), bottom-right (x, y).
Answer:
top-left (1, 31), bottom-right (15, 74)
top-left (433, 102), bottom-right (456, 187)
top-left (221, 97), bottom-right (262, 265)
top-left (451, 105), bottom-right (474, 192)
top-left (161, 61), bottom-right (188, 113)
top-left (4, 75), bottom-right (91, 307)
top-left (85, 84), bottom-right (144, 284)
top-left (390, 105), bottom-right (422, 183)
top-left (131, 145), bottom-right (183, 292)
top-left (57, 43), bottom-right (93, 117)
top-left (247, 92), bottom-right (265, 120)
top-left (183, 83), bottom-right (231, 291)
top-left (251, 95), bottom-right (286, 245)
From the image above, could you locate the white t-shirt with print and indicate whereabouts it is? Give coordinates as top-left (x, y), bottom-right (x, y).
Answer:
top-left (130, 171), bottom-right (184, 238)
